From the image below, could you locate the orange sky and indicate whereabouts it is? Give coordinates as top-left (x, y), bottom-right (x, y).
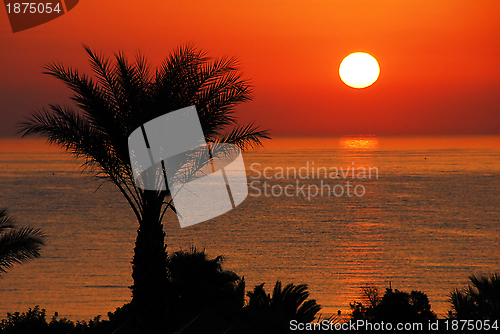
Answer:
top-left (1, 0), bottom-right (499, 137)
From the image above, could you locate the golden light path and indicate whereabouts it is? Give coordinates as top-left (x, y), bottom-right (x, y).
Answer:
top-left (340, 137), bottom-right (379, 150)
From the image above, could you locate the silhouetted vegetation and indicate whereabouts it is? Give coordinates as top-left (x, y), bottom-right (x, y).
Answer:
top-left (19, 45), bottom-right (269, 333)
top-left (3, 257), bottom-right (500, 333)
top-left (103, 248), bottom-right (321, 333)
top-left (165, 247), bottom-right (246, 330)
top-left (0, 306), bottom-right (111, 334)
top-left (0, 208), bottom-right (44, 275)
top-left (0, 249), bottom-right (322, 334)
top-left (244, 281), bottom-right (321, 334)
top-left (449, 273), bottom-right (500, 320)
top-left (350, 285), bottom-right (436, 323)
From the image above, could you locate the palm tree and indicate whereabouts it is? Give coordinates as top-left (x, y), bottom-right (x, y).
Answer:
top-left (165, 248), bottom-right (245, 331)
top-left (18, 45), bottom-right (269, 332)
top-left (107, 248), bottom-right (246, 333)
top-left (449, 273), bottom-right (500, 320)
top-left (245, 281), bottom-right (321, 333)
top-left (0, 208), bottom-right (45, 275)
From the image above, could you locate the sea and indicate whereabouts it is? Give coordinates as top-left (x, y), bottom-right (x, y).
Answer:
top-left (0, 136), bottom-right (499, 321)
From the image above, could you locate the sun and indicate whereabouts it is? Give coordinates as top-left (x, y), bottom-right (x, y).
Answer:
top-left (339, 52), bottom-right (380, 89)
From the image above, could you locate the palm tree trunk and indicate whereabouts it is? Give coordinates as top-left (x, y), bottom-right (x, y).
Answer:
top-left (130, 191), bottom-right (168, 333)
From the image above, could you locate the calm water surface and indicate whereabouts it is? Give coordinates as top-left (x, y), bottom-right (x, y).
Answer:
top-left (0, 137), bottom-right (499, 320)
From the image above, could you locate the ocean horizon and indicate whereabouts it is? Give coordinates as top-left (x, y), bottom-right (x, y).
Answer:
top-left (0, 136), bottom-right (499, 320)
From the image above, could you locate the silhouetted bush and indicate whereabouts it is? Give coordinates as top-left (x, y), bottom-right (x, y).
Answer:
top-left (351, 286), bottom-right (436, 323)
top-left (0, 306), bottom-right (113, 334)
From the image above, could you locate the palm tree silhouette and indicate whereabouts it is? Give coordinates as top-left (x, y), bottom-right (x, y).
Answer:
top-left (450, 273), bottom-right (500, 320)
top-left (18, 45), bottom-right (269, 332)
top-left (245, 281), bottom-right (321, 333)
top-left (0, 208), bottom-right (44, 275)
top-left (165, 247), bottom-right (245, 331)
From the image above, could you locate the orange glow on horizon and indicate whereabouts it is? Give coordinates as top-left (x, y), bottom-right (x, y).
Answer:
top-left (341, 137), bottom-right (379, 150)
top-left (0, 139), bottom-right (64, 153)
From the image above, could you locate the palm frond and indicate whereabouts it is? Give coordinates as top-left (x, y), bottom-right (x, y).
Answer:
top-left (19, 105), bottom-right (110, 172)
top-left (0, 226), bottom-right (45, 274)
top-left (0, 209), bottom-right (14, 232)
top-left (84, 45), bottom-right (122, 109)
top-left (247, 283), bottom-right (271, 308)
top-left (213, 123), bottom-right (271, 151)
top-left (42, 61), bottom-right (124, 140)
top-left (296, 299), bottom-right (322, 323)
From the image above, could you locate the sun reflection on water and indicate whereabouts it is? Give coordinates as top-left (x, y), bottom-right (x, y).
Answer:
top-left (341, 137), bottom-right (379, 150)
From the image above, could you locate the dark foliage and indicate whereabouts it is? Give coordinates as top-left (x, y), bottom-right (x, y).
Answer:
top-left (0, 208), bottom-right (44, 275)
top-left (350, 286), bottom-right (436, 323)
top-left (0, 306), bottom-right (112, 334)
top-left (449, 273), bottom-right (500, 320)
top-left (165, 247), bottom-right (246, 332)
top-left (244, 281), bottom-right (321, 333)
